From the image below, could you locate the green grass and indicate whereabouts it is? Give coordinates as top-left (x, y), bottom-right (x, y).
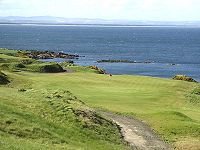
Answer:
top-left (0, 72), bottom-right (128, 150)
top-left (7, 71), bottom-right (199, 149)
top-left (0, 49), bottom-right (200, 149)
top-left (0, 48), bottom-right (18, 56)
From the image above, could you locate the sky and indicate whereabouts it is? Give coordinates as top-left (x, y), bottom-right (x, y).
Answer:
top-left (0, 0), bottom-right (200, 21)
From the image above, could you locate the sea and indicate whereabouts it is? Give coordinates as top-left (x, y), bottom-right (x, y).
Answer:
top-left (0, 24), bottom-right (200, 81)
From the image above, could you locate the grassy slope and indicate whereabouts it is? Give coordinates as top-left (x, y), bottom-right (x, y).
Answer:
top-left (23, 72), bottom-right (200, 148)
top-left (0, 72), bottom-right (130, 150)
top-left (0, 49), bottom-right (200, 149)
top-left (0, 50), bottom-right (129, 150)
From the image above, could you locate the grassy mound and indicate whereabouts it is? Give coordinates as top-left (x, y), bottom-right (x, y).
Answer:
top-left (173, 75), bottom-right (197, 82)
top-left (27, 63), bottom-right (65, 73)
top-left (0, 71), bottom-right (9, 84)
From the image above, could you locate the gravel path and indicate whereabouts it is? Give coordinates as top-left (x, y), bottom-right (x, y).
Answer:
top-left (100, 111), bottom-right (173, 150)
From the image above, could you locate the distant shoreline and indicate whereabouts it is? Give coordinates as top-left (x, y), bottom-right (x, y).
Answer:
top-left (0, 23), bottom-right (200, 28)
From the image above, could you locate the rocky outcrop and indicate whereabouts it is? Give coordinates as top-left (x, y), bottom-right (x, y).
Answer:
top-left (97, 60), bottom-right (153, 64)
top-left (17, 50), bottom-right (79, 60)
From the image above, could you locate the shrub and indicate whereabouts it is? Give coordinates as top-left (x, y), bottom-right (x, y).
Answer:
top-left (60, 61), bottom-right (75, 67)
top-left (20, 59), bottom-right (34, 65)
top-left (88, 66), bottom-right (106, 74)
top-left (14, 63), bottom-right (26, 68)
top-left (173, 75), bottom-right (197, 82)
top-left (0, 71), bottom-right (9, 84)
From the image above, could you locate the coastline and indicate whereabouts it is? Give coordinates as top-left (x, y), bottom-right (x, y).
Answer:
top-left (1, 25), bottom-right (200, 82)
top-left (1, 48), bottom-right (199, 82)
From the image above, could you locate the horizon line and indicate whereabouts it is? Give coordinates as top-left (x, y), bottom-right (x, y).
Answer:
top-left (1, 16), bottom-right (200, 22)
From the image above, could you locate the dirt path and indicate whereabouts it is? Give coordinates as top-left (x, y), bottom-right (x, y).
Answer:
top-left (100, 111), bottom-right (173, 150)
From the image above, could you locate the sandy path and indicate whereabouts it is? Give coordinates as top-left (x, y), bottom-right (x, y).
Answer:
top-left (100, 111), bottom-right (173, 150)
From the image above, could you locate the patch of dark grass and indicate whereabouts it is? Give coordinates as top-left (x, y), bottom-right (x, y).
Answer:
top-left (0, 48), bottom-right (18, 56)
top-left (0, 58), bottom-right (6, 63)
top-left (20, 59), bottom-right (35, 65)
top-left (187, 85), bottom-right (200, 104)
top-left (0, 63), bottom-right (10, 70)
top-left (0, 71), bottom-right (9, 84)
top-left (27, 63), bottom-right (65, 73)
top-left (13, 63), bottom-right (26, 68)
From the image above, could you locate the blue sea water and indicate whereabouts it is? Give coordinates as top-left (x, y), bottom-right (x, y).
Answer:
top-left (0, 24), bottom-right (200, 81)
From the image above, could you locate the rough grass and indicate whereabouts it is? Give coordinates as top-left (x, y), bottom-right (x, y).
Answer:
top-left (187, 85), bottom-right (200, 104)
top-left (0, 48), bottom-right (18, 56)
top-left (0, 76), bottom-right (128, 150)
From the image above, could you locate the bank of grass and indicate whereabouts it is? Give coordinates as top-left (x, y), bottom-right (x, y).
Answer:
top-left (0, 72), bottom-right (128, 150)
top-left (0, 49), bottom-right (200, 149)
top-left (24, 73), bottom-right (200, 149)
top-left (0, 50), bottom-right (129, 150)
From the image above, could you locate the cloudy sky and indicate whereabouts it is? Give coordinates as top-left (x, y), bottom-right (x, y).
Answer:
top-left (0, 0), bottom-right (200, 21)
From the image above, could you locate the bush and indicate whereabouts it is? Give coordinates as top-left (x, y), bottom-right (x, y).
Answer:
top-left (20, 59), bottom-right (34, 65)
top-left (173, 75), bottom-right (197, 82)
top-left (14, 63), bottom-right (26, 68)
top-left (88, 66), bottom-right (106, 74)
top-left (0, 71), bottom-right (9, 84)
top-left (60, 61), bottom-right (75, 67)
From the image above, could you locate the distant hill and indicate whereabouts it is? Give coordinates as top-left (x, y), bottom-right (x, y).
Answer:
top-left (0, 16), bottom-right (200, 26)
